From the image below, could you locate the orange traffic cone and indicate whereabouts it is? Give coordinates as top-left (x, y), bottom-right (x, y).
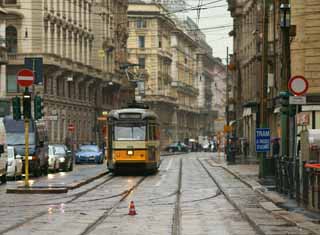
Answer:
top-left (128, 201), bottom-right (137, 216)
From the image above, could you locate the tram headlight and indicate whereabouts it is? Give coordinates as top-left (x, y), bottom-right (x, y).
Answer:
top-left (127, 150), bottom-right (134, 156)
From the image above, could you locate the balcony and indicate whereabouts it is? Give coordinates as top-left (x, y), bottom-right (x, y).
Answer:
top-left (102, 37), bottom-right (114, 51)
top-left (158, 48), bottom-right (172, 61)
top-left (158, 71), bottom-right (172, 84)
top-left (171, 80), bottom-right (199, 96)
top-left (145, 88), bottom-right (177, 105)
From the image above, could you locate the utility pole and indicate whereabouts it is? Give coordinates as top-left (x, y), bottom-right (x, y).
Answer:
top-left (226, 47), bottom-right (231, 163)
top-left (259, 0), bottom-right (270, 178)
top-left (280, 0), bottom-right (291, 158)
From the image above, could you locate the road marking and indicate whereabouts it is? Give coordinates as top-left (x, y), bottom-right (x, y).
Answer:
top-left (166, 158), bottom-right (173, 172)
top-left (155, 174), bottom-right (166, 187)
top-left (156, 159), bottom-right (173, 186)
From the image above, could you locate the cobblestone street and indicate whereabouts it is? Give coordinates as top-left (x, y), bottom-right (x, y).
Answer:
top-left (0, 153), bottom-right (318, 234)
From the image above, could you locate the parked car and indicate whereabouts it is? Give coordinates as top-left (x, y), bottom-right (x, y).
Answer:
top-left (0, 144), bottom-right (7, 184)
top-left (75, 145), bottom-right (104, 164)
top-left (165, 142), bottom-right (190, 153)
top-left (0, 119), bottom-right (7, 183)
top-left (3, 117), bottom-right (49, 177)
top-left (48, 145), bottom-right (73, 172)
top-left (6, 146), bottom-right (22, 180)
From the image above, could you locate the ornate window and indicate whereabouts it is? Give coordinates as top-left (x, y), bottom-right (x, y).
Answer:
top-left (6, 26), bottom-right (17, 54)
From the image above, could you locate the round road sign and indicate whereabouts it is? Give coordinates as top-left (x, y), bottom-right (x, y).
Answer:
top-left (17, 69), bottom-right (34, 87)
top-left (68, 124), bottom-right (75, 132)
top-left (288, 75), bottom-right (309, 96)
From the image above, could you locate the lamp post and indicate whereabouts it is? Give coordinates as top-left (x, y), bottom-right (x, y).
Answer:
top-left (279, 2), bottom-right (291, 159)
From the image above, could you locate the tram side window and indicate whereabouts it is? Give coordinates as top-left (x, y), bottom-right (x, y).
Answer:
top-left (148, 124), bottom-right (159, 141)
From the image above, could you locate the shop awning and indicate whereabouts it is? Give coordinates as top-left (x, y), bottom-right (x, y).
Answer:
top-left (230, 120), bottom-right (237, 126)
top-left (274, 107), bottom-right (281, 114)
top-left (242, 108), bottom-right (252, 117)
top-left (305, 163), bottom-right (320, 169)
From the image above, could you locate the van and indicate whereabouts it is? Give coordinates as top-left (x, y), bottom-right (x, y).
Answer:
top-left (3, 117), bottom-right (49, 177)
top-left (0, 118), bottom-right (7, 183)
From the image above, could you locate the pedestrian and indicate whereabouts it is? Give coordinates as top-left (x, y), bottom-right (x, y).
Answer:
top-left (177, 141), bottom-right (182, 152)
top-left (272, 138), bottom-right (280, 158)
top-left (244, 139), bottom-right (249, 158)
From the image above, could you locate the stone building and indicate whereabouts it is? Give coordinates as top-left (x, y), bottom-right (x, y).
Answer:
top-left (228, 0), bottom-right (262, 157)
top-left (291, 0), bottom-right (320, 129)
top-left (1, 0), bottom-right (132, 146)
top-left (127, 2), bottom-right (178, 147)
top-left (128, 1), bottom-right (224, 148)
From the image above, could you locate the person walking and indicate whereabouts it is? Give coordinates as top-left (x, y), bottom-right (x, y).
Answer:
top-left (272, 138), bottom-right (280, 158)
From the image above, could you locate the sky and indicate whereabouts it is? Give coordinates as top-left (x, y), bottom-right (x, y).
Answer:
top-left (185, 0), bottom-right (233, 63)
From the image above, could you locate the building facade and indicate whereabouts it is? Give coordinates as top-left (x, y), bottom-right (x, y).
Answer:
top-left (1, 0), bottom-right (132, 146)
top-left (291, 0), bottom-right (320, 129)
top-left (228, 0), bottom-right (262, 157)
top-left (127, 2), bottom-right (178, 147)
top-left (128, 1), bottom-right (225, 148)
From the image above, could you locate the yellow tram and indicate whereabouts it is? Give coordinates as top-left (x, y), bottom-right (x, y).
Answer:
top-left (106, 107), bottom-right (160, 173)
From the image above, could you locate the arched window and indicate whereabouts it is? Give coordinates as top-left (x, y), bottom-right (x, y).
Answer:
top-left (6, 26), bottom-right (17, 53)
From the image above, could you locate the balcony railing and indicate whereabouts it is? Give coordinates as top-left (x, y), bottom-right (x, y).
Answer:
top-left (171, 80), bottom-right (199, 96)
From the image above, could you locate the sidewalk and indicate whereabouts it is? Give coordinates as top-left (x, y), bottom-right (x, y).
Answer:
top-left (6, 164), bottom-right (108, 194)
top-left (210, 153), bottom-right (320, 235)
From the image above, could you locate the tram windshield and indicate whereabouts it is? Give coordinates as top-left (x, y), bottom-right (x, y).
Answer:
top-left (114, 123), bottom-right (146, 141)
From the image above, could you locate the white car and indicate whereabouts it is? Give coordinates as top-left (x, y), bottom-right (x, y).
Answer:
top-left (6, 146), bottom-right (22, 180)
top-left (0, 118), bottom-right (7, 184)
top-left (0, 144), bottom-right (7, 184)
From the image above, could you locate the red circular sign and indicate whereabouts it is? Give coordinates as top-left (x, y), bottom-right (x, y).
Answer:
top-left (68, 124), bottom-right (75, 132)
top-left (288, 75), bottom-right (309, 96)
top-left (17, 69), bottom-right (34, 87)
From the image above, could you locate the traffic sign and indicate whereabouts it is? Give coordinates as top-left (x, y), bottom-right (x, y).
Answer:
top-left (289, 96), bottom-right (306, 105)
top-left (224, 125), bottom-right (232, 133)
top-left (288, 75), bottom-right (309, 96)
top-left (68, 124), bottom-right (75, 132)
top-left (256, 128), bottom-right (270, 153)
top-left (17, 69), bottom-right (34, 87)
top-left (24, 57), bottom-right (43, 84)
top-left (297, 113), bottom-right (310, 126)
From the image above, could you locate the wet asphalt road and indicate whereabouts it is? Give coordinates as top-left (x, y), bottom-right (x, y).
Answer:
top-left (0, 153), bottom-right (310, 235)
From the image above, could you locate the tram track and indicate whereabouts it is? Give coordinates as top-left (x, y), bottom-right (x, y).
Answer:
top-left (197, 158), bottom-right (264, 235)
top-left (0, 174), bottom-right (116, 235)
top-left (171, 158), bottom-right (182, 235)
top-left (79, 176), bottom-right (148, 235)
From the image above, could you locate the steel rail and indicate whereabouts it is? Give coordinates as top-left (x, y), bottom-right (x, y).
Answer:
top-left (171, 158), bottom-right (182, 235)
top-left (79, 176), bottom-right (148, 235)
top-left (0, 174), bottom-right (115, 235)
top-left (197, 158), bottom-right (264, 235)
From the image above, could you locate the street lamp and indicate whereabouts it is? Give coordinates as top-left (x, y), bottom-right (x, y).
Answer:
top-left (280, 3), bottom-right (291, 28)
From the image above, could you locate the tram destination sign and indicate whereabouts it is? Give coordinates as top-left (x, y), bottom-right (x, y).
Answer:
top-left (256, 128), bottom-right (270, 153)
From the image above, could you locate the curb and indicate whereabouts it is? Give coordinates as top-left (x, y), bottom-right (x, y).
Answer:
top-left (68, 171), bottom-right (109, 190)
top-left (200, 160), bottom-right (265, 235)
top-left (211, 161), bottom-right (320, 235)
top-left (6, 170), bottom-right (109, 194)
top-left (161, 152), bottom-right (187, 156)
top-left (6, 187), bottom-right (68, 194)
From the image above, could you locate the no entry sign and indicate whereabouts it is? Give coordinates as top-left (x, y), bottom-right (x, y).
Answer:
top-left (17, 69), bottom-right (34, 87)
top-left (68, 124), bottom-right (75, 132)
top-left (288, 75), bottom-right (309, 96)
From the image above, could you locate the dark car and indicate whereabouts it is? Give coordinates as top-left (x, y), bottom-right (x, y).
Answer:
top-left (3, 117), bottom-right (49, 177)
top-left (48, 145), bottom-right (73, 172)
top-left (165, 142), bottom-right (190, 153)
top-left (75, 145), bottom-right (104, 164)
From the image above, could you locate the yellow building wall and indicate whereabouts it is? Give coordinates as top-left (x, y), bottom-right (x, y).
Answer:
top-left (291, 0), bottom-right (320, 94)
